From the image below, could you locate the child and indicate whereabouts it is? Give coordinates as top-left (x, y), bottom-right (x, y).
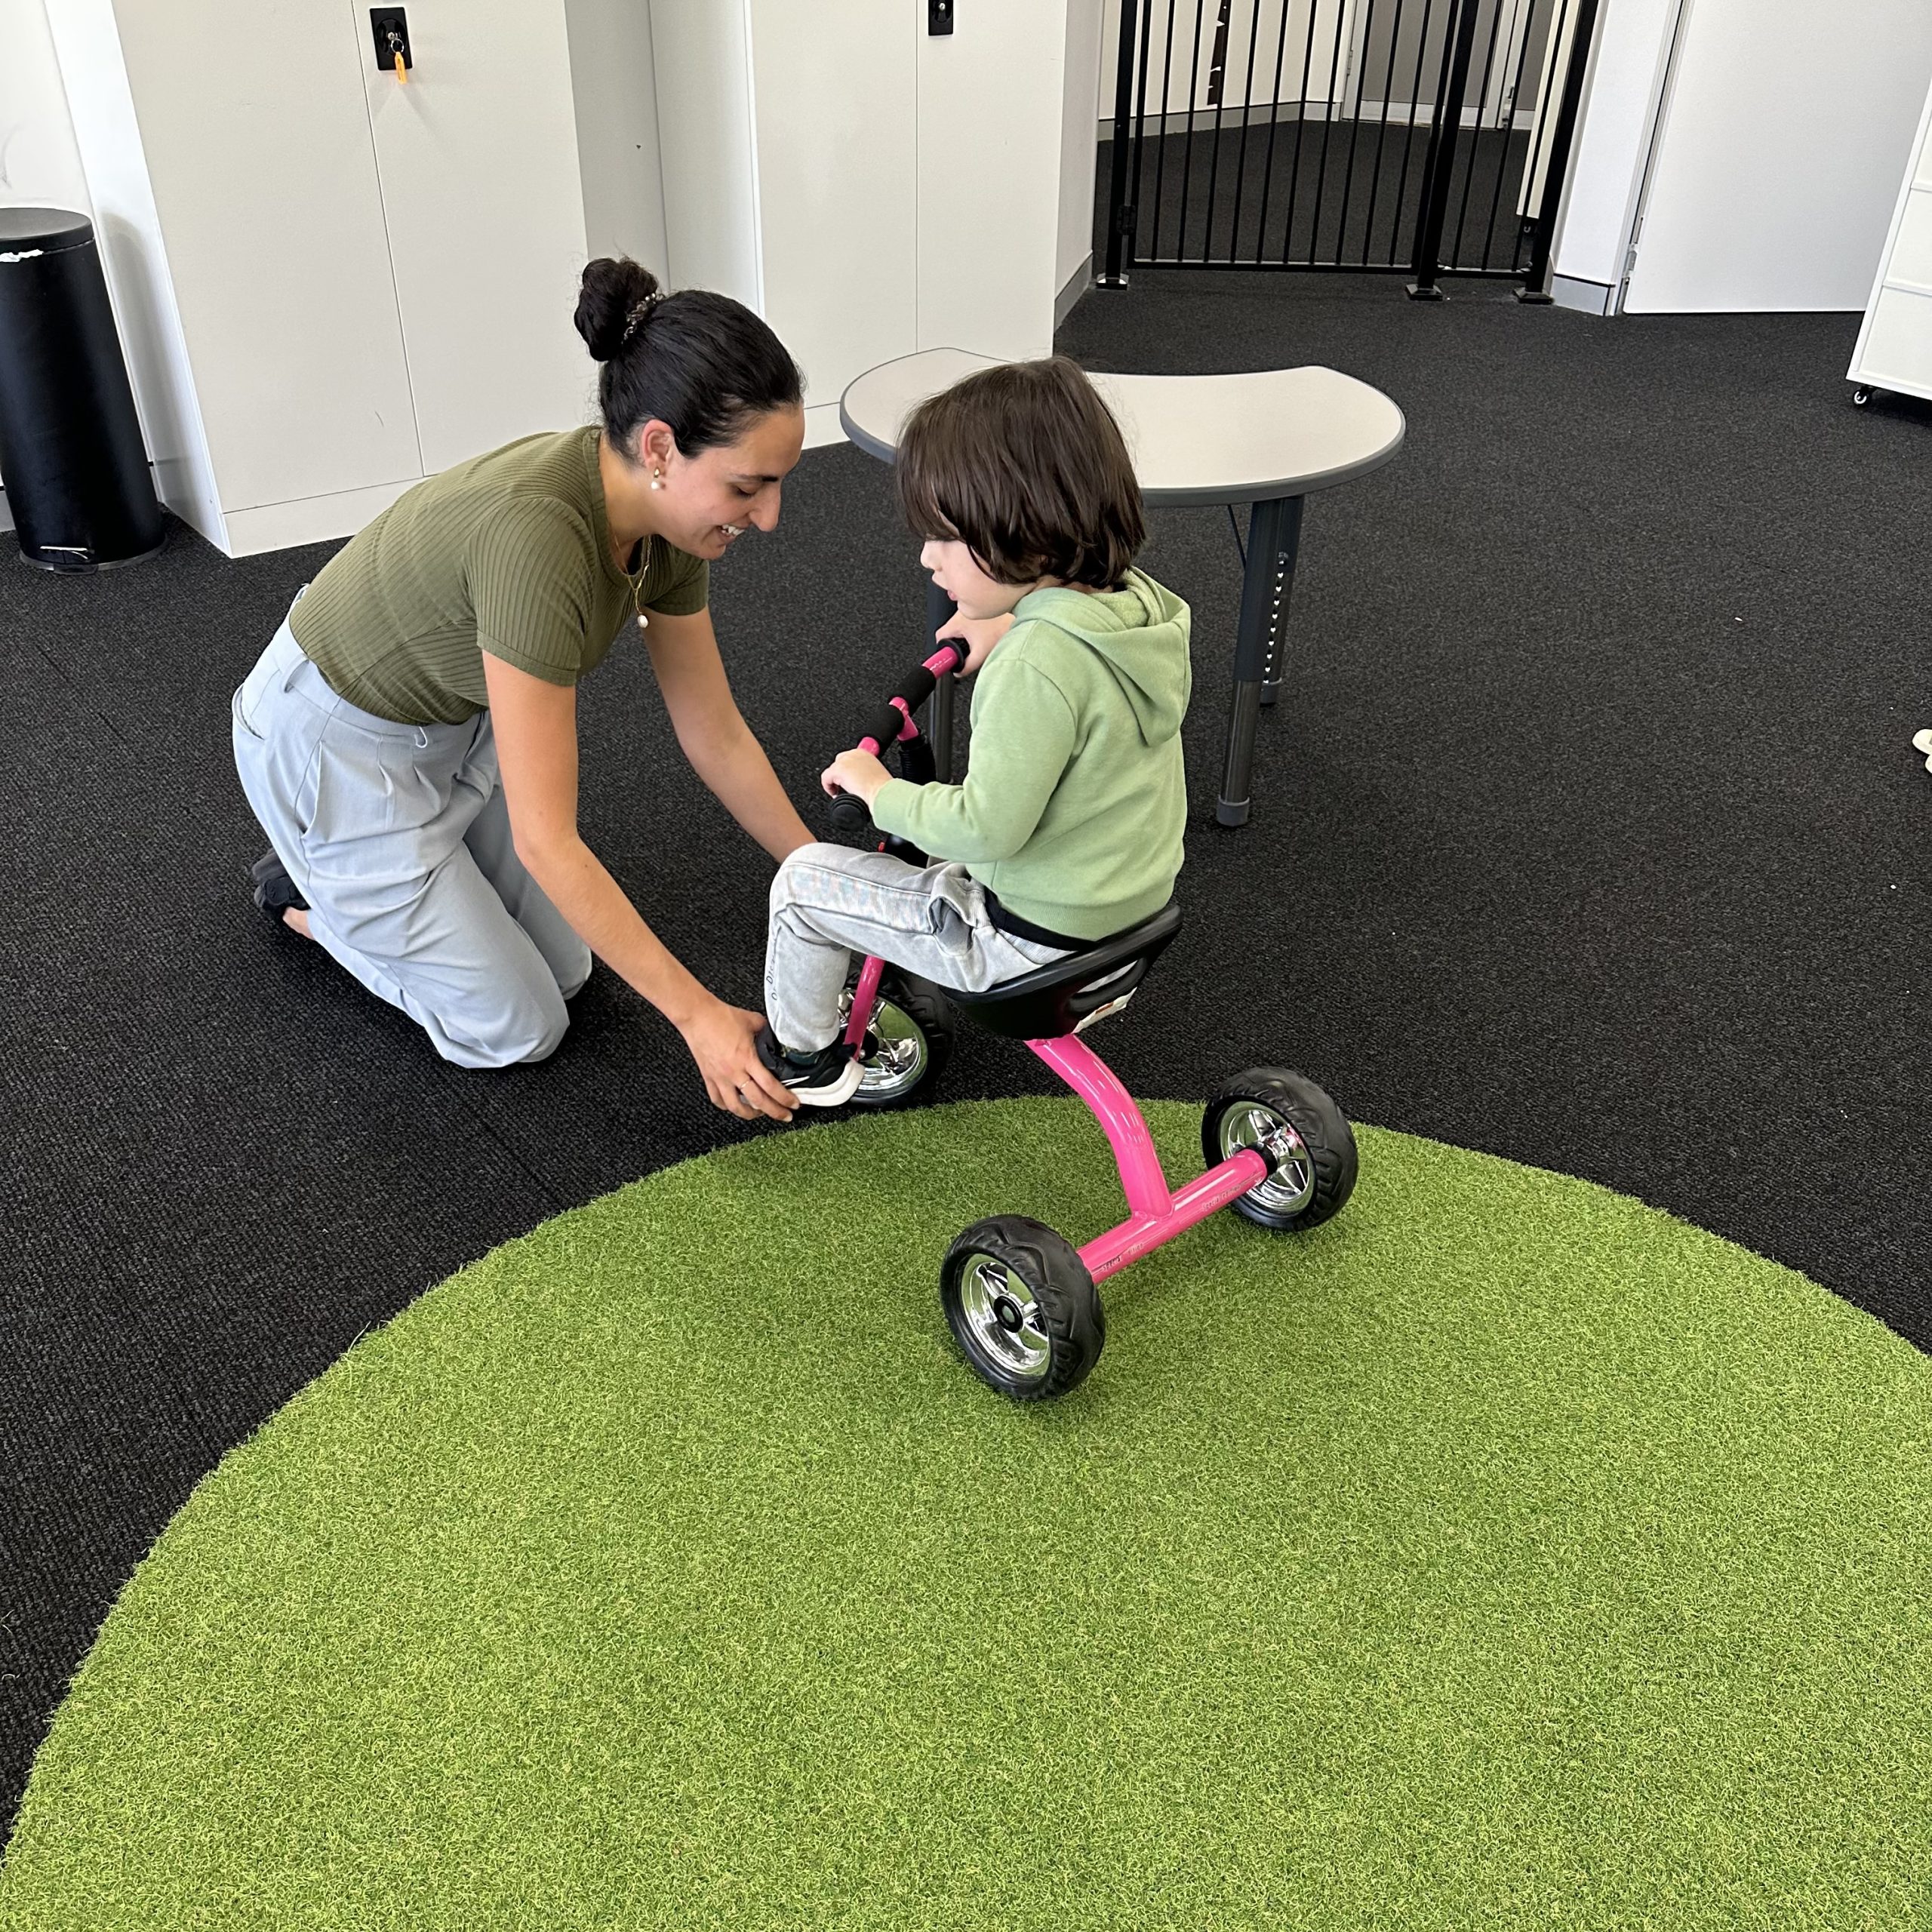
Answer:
top-left (760, 355), bottom-right (1192, 1104)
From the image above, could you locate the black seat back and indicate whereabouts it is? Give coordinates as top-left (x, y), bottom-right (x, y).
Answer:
top-left (952, 901), bottom-right (1182, 1040)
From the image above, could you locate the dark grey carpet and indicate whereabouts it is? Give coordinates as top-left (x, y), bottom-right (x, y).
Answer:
top-left (2, 270), bottom-right (1928, 1839)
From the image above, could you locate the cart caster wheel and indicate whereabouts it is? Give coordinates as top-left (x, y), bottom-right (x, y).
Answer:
top-left (1853, 386), bottom-right (1878, 408)
top-left (1202, 1068), bottom-right (1358, 1232)
top-left (843, 970), bottom-right (954, 1109)
top-left (941, 1216), bottom-right (1103, 1401)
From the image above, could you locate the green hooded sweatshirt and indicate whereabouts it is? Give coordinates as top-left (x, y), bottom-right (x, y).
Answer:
top-left (869, 568), bottom-right (1191, 942)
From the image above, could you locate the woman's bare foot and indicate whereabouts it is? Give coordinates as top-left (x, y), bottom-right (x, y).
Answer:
top-left (285, 908), bottom-right (312, 940)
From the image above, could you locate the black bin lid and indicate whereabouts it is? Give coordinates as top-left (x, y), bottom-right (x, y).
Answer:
top-left (0, 208), bottom-right (96, 257)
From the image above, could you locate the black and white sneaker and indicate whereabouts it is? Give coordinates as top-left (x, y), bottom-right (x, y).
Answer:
top-left (756, 1026), bottom-right (863, 1107)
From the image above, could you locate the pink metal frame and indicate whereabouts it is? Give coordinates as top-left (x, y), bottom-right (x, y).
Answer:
top-left (844, 967), bottom-right (1265, 1284)
top-left (1030, 1036), bottom-right (1266, 1284)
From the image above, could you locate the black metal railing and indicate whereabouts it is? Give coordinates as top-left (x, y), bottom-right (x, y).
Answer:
top-left (1101, 0), bottom-right (1601, 298)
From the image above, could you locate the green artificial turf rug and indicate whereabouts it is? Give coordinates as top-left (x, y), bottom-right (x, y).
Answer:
top-left (4, 1100), bottom-right (1929, 1931)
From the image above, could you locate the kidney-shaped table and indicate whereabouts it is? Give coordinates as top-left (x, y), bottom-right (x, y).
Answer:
top-left (839, 349), bottom-right (1405, 826)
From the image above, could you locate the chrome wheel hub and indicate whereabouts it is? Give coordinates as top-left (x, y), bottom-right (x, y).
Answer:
top-left (1220, 1103), bottom-right (1317, 1216)
top-left (841, 993), bottom-right (930, 1101)
top-left (957, 1254), bottom-right (1051, 1382)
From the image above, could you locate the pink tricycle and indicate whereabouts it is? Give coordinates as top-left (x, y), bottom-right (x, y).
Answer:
top-left (828, 644), bottom-right (1358, 1401)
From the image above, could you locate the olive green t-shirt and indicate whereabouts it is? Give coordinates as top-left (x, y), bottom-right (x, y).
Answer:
top-left (289, 426), bottom-right (709, 724)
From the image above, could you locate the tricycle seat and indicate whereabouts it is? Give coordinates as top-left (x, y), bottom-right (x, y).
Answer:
top-left (952, 901), bottom-right (1181, 1041)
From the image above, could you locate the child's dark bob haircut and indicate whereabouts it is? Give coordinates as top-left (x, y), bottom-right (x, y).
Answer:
top-left (895, 356), bottom-right (1146, 590)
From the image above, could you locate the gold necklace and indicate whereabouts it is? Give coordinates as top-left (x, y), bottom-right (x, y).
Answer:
top-left (621, 536), bottom-right (651, 632)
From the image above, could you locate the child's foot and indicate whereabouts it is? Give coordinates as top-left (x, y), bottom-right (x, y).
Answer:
top-left (755, 1027), bottom-right (863, 1107)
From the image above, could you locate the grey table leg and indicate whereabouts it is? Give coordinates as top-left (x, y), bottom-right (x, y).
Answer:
top-left (1218, 494), bottom-right (1303, 828)
top-left (925, 576), bottom-right (958, 782)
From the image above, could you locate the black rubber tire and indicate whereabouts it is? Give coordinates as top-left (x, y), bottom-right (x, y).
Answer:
top-left (848, 971), bottom-right (955, 1111)
top-left (940, 1215), bottom-right (1104, 1401)
top-left (1201, 1067), bottom-right (1358, 1232)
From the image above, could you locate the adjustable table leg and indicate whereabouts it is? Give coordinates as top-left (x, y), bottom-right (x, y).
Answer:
top-left (1218, 494), bottom-right (1303, 828)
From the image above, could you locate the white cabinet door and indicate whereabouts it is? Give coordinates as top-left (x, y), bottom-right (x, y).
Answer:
top-left (359, 0), bottom-right (594, 473)
top-left (918, 0), bottom-right (1066, 359)
top-left (747, 0), bottom-right (918, 411)
top-left (112, 0), bottom-right (420, 512)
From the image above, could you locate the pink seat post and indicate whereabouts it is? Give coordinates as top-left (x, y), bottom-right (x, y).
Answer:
top-left (1029, 1035), bottom-right (1266, 1284)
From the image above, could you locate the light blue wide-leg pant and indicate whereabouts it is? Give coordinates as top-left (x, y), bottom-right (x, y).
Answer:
top-left (232, 614), bottom-right (592, 1069)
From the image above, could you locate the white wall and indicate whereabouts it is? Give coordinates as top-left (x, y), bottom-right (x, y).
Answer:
top-left (1058, 0), bottom-right (1105, 303)
top-left (1625, 0), bottom-right (1932, 312)
top-left (44, 0), bottom-right (226, 546)
top-left (651, 0), bottom-right (762, 308)
top-left (1, 0), bottom-right (91, 530)
top-left (918, 0), bottom-right (1068, 365)
top-left (0, 0), bottom-right (88, 209)
top-left (748, 0), bottom-right (918, 413)
top-left (564, 0), bottom-right (669, 272)
top-left (653, 2), bottom-right (1069, 445)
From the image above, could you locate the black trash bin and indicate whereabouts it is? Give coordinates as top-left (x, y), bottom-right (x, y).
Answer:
top-left (0, 206), bottom-right (165, 571)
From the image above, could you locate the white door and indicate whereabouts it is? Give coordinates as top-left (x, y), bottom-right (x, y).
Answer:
top-left (748, 0), bottom-right (919, 411)
top-left (107, 0), bottom-right (422, 515)
top-left (358, 0), bottom-right (593, 472)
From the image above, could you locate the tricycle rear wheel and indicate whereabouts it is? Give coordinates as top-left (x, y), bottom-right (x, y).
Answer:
top-left (941, 1216), bottom-right (1103, 1401)
top-left (1202, 1069), bottom-right (1358, 1232)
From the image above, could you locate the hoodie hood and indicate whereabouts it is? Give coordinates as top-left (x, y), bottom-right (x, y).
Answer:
top-left (1011, 568), bottom-right (1191, 746)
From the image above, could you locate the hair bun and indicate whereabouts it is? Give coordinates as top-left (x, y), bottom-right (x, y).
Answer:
top-left (575, 257), bottom-right (662, 363)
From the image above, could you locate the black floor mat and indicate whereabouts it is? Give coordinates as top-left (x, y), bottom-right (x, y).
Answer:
top-left (3, 272), bottom-right (1928, 1835)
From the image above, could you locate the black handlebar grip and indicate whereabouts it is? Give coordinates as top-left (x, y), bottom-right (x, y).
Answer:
top-left (894, 662), bottom-right (940, 714)
top-left (859, 697), bottom-right (906, 752)
top-left (827, 789), bottom-right (874, 842)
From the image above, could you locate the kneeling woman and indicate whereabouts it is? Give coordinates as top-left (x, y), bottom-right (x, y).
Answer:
top-left (233, 260), bottom-right (807, 1120)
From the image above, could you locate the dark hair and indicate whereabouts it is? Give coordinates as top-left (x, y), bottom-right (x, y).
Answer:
top-left (895, 356), bottom-right (1146, 590)
top-left (574, 257), bottom-right (803, 459)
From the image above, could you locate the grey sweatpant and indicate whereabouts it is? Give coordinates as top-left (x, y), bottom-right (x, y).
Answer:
top-left (764, 842), bottom-right (1067, 1053)
top-left (232, 613), bottom-right (591, 1069)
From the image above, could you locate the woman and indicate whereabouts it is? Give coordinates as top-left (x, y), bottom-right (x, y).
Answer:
top-left (232, 259), bottom-right (808, 1120)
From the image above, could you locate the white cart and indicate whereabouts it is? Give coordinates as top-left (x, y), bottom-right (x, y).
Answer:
top-left (1850, 69), bottom-right (1932, 407)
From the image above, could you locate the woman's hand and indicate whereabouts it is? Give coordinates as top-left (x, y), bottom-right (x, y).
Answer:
top-left (821, 747), bottom-right (891, 804)
top-left (937, 608), bottom-right (1015, 675)
top-left (681, 997), bottom-right (798, 1121)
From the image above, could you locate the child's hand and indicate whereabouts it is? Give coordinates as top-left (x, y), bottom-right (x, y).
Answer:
top-left (937, 609), bottom-right (1015, 676)
top-left (822, 747), bottom-right (891, 804)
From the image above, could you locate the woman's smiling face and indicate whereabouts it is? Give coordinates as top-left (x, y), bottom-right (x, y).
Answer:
top-left (643, 406), bottom-right (805, 559)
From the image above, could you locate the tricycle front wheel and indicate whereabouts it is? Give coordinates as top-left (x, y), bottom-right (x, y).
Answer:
top-left (844, 970), bottom-right (954, 1110)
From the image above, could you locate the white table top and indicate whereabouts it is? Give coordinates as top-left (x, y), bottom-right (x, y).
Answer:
top-left (838, 349), bottom-right (1405, 506)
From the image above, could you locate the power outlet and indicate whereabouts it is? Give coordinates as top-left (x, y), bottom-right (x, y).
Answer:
top-left (370, 8), bottom-right (411, 72)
